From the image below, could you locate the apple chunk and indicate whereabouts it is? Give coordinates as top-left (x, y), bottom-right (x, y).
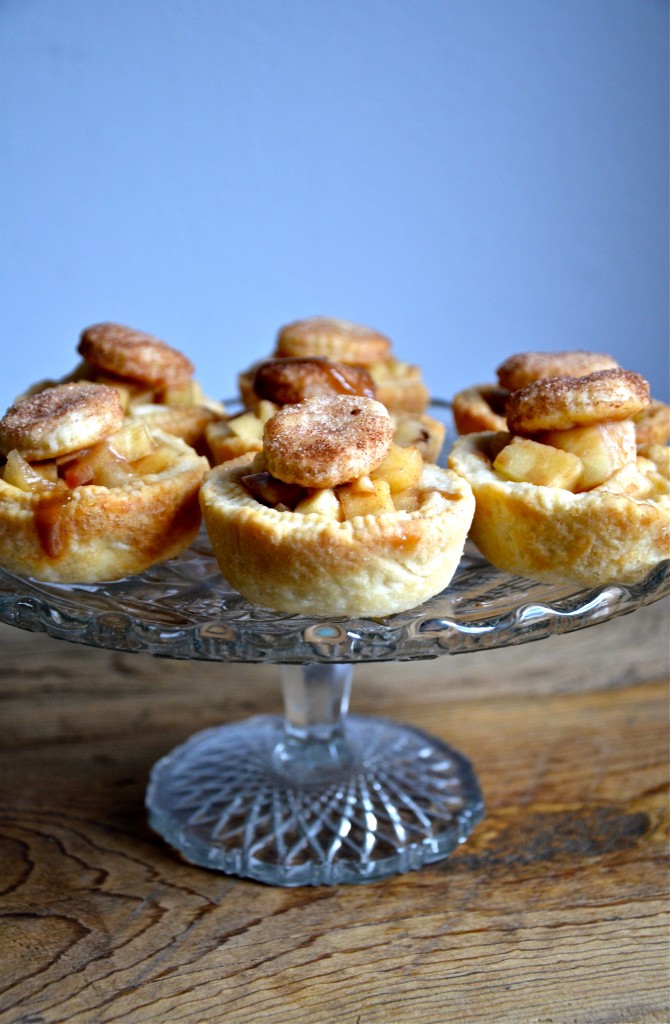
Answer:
top-left (294, 487), bottom-right (342, 519)
top-left (107, 421), bottom-right (155, 462)
top-left (337, 478), bottom-right (395, 519)
top-left (493, 436), bottom-right (582, 490)
top-left (2, 450), bottom-right (61, 491)
top-left (538, 420), bottom-right (636, 490)
top-left (370, 444), bottom-right (423, 492)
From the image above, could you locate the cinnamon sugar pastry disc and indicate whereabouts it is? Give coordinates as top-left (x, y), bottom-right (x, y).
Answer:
top-left (71, 322), bottom-right (224, 451)
top-left (200, 455), bottom-right (475, 617)
top-left (497, 350), bottom-right (619, 391)
top-left (78, 322), bottom-right (194, 387)
top-left (448, 432), bottom-right (670, 586)
top-left (506, 369), bottom-right (650, 434)
top-left (0, 383), bottom-right (124, 461)
top-left (263, 395), bottom-right (394, 488)
top-left (0, 430), bottom-right (208, 583)
top-left (275, 317), bottom-right (392, 366)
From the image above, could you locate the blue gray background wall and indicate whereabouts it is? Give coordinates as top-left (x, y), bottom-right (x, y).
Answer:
top-left (1, 0), bottom-right (668, 406)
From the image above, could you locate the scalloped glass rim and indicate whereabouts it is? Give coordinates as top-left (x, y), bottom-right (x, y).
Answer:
top-left (0, 397), bottom-right (668, 664)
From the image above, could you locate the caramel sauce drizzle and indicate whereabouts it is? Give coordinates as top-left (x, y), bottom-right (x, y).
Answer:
top-left (253, 357), bottom-right (375, 403)
top-left (34, 489), bottom-right (74, 559)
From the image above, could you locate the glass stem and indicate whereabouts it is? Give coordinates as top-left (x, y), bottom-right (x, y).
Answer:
top-left (280, 663), bottom-right (353, 742)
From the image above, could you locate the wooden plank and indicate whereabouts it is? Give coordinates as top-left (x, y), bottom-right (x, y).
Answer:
top-left (0, 598), bottom-right (668, 1024)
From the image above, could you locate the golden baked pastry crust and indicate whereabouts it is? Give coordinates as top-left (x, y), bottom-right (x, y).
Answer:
top-left (452, 384), bottom-right (509, 434)
top-left (78, 322), bottom-right (194, 387)
top-left (0, 382), bottom-right (125, 461)
top-left (448, 432), bottom-right (670, 586)
top-left (263, 395), bottom-right (394, 488)
top-left (275, 316), bottom-right (392, 365)
top-left (368, 359), bottom-right (430, 413)
top-left (496, 350), bottom-right (618, 391)
top-left (505, 368), bottom-right (649, 434)
top-left (0, 430), bottom-right (208, 583)
top-left (200, 455), bottom-right (475, 616)
top-left (127, 401), bottom-right (222, 453)
top-left (634, 399), bottom-right (670, 447)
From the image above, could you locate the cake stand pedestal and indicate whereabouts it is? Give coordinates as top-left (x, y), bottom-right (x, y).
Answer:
top-left (147, 662), bottom-right (483, 885)
top-left (1, 529), bottom-right (666, 886)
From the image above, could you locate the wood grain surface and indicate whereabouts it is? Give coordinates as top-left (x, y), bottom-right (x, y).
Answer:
top-left (0, 596), bottom-right (668, 1024)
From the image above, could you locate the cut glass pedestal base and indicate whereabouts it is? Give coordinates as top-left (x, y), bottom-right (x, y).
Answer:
top-left (147, 710), bottom-right (484, 887)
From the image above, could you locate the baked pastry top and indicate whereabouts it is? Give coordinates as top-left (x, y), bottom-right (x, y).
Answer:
top-left (452, 349), bottom-right (670, 447)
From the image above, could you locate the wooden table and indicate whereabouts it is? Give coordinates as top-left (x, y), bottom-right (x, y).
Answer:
top-left (1, 594), bottom-right (668, 1024)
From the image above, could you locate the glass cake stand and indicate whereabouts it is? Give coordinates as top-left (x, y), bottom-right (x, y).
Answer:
top-left (0, 530), bottom-right (667, 886)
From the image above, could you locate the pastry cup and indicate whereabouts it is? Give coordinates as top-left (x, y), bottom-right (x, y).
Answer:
top-left (449, 432), bottom-right (670, 586)
top-left (452, 384), bottom-right (509, 434)
top-left (0, 430), bottom-right (208, 583)
top-left (200, 455), bottom-right (475, 617)
top-left (367, 359), bottom-right (430, 413)
top-left (127, 400), bottom-right (223, 453)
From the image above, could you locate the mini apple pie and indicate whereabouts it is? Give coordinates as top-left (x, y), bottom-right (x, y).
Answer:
top-left (24, 322), bottom-right (225, 455)
top-left (449, 368), bottom-right (670, 586)
top-left (208, 356), bottom-right (445, 466)
top-left (0, 382), bottom-right (208, 582)
top-left (239, 316), bottom-right (430, 414)
top-left (452, 349), bottom-right (670, 448)
top-left (201, 394), bottom-right (474, 616)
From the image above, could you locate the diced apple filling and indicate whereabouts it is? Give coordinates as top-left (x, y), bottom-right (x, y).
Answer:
top-left (0, 421), bottom-right (172, 492)
top-left (337, 478), bottom-right (395, 518)
top-left (492, 420), bottom-right (647, 495)
top-left (205, 402), bottom-right (279, 464)
top-left (3, 450), bottom-right (61, 491)
top-left (239, 444), bottom-right (425, 520)
top-left (537, 421), bottom-right (636, 489)
top-left (493, 436), bottom-right (582, 490)
top-left (371, 444), bottom-right (423, 492)
top-left (106, 420), bottom-right (156, 461)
